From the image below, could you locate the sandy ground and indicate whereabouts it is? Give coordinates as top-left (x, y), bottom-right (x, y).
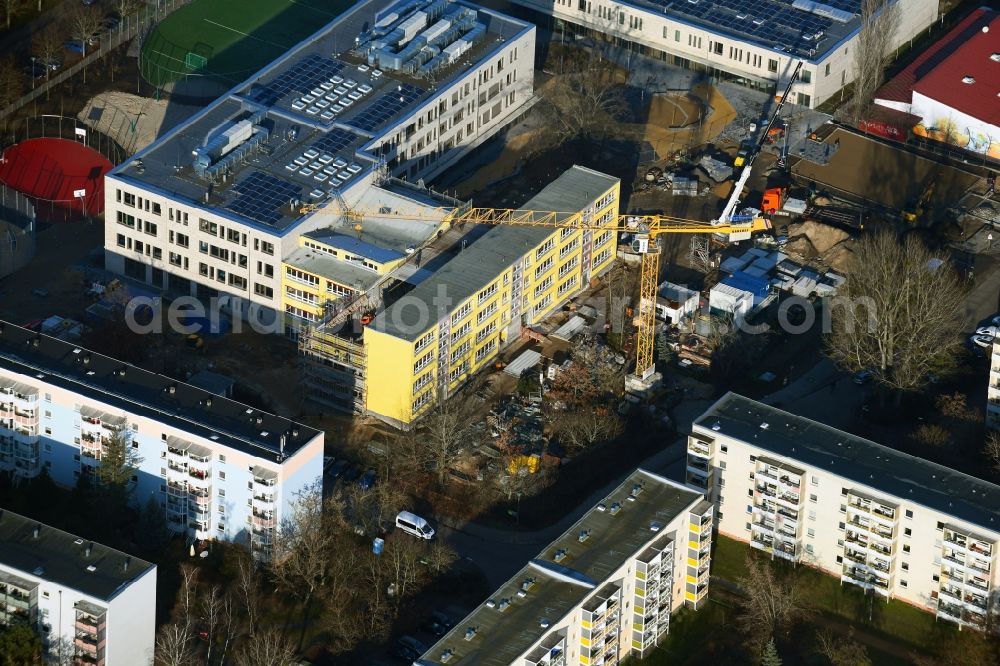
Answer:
top-left (791, 126), bottom-right (980, 212)
top-left (77, 91), bottom-right (203, 153)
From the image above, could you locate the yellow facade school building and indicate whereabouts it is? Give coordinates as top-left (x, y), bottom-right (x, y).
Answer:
top-left (362, 166), bottom-right (620, 427)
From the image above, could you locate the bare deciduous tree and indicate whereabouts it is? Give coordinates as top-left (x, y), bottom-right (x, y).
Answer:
top-left (536, 40), bottom-right (627, 146)
top-left (736, 555), bottom-right (812, 654)
top-left (816, 628), bottom-right (872, 666)
top-left (234, 554), bottom-right (259, 635)
top-left (154, 624), bottom-right (195, 666)
top-left (232, 629), bottom-right (295, 666)
top-left (551, 408), bottom-right (623, 453)
top-left (199, 585), bottom-right (223, 666)
top-left (114, 0), bottom-right (142, 19)
top-left (177, 563), bottom-right (200, 629)
top-left (985, 432), bottom-right (1000, 477)
top-left (65, 6), bottom-right (101, 67)
top-left (0, 56), bottom-right (23, 108)
top-left (271, 483), bottom-right (345, 646)
top-left (850, 0), bottom-right (900, 123)
top-left (405, 398), bottom-right (474, 486)
top-left (826, 233), bottom-right (965, 394)
top-left (1, 0), bottom-right (26, 30)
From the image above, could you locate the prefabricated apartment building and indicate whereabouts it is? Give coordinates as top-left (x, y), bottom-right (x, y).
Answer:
top-left (0, 321), bottom-right (323, 559)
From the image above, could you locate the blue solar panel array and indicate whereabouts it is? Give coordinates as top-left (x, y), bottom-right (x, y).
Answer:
top-left (641, 0), bottom-right (857, 53)
top-left (350, 83), bottom-right (424, 132)
top-left (311, 128), bottom-right (357, 154)
top-left (226, 171), bottom-right (301, 225)
top-left (247, 55), bottom-right (346, 107)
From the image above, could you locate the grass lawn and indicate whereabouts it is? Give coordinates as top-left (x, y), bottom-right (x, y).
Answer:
top-left (626, 601), bottom-right (746, 665)
top-left (710, 536), bottom-right (953, 650)
top-left (140, 0), bottom-right (356, 87)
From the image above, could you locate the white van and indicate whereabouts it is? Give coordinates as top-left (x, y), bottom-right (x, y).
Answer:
top-left (395, 511), bottom-right (435, 540)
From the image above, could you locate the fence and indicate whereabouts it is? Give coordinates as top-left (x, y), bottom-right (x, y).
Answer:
top-left (1, 113), bottom-right (128, 163)
top-left (0, 0), bottom-right (190, 120)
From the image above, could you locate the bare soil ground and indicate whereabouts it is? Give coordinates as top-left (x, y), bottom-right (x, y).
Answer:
top-left (77, 91), bottom-right (203, 153)
top-left (791, 126), bottom-right (979, 211)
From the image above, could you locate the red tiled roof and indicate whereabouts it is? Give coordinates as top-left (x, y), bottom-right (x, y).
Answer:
top-left (875, 7), bottom-right (998, 122)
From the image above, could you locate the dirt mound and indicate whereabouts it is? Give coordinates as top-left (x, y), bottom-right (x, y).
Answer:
top-left (823, 242), bottom-right (856, 273)
top-left (787, 219), bottom-right (849, 255)
top-left (784, 236), bottom-right (818, 260)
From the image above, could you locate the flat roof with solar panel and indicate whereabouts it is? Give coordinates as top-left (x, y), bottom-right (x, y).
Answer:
top-left (628, 0), bottom-right (862, 59)
top-left (110, 0), bottom-right (532, 234)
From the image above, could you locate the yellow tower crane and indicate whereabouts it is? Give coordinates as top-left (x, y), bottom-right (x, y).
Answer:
top-left (299, 202), bottom-right (771, 381)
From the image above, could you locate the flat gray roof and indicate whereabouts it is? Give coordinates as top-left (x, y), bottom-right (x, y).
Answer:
top-left (620, 0), bottom-right (862, 61)
top-left (374, 166), bottom-right (620, 341)
top-left (697, 393), bottom-right (1000, 532)
top-left (417, 468), bottom-right (702, 665)
top-left (0, 321), bottom-right (321, 461)
top-left (111, 0), bottom-right (531, 235)
top-left (285, 246), bottom-right (383, 292)
top-left (0, 509), bottom-right (154, 602)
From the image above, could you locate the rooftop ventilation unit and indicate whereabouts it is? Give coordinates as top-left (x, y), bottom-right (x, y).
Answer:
top-left (991, 53), bottom-right (1000, 62)
top-left (962, 76), bottom-right (976, 84)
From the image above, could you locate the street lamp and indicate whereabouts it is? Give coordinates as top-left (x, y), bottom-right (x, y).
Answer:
top-left (30, 57), bottom-right (36, 90)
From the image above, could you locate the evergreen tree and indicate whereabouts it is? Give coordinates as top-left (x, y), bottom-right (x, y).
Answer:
top-left (0, 623), bottom-right (42, 665)
top-left (136, 495), bottom-right (170, 556)
top-left (761, 638), bottom-right (783, 666)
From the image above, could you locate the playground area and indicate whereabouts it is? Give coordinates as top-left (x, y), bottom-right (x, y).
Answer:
top-left (140, 0), bottom-right (356, 88)
top-left (0, 138), bottom-right (113, 221)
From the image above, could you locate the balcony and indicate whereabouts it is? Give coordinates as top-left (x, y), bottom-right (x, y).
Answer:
top-left (74, 618), bottom-right (105, 635)
top-left (166, 482), bottom-right (187, 498)
top-left (252, 513), bottom-right (276, 529)
top-left (938, 586), bottom-right (963, 605)
top-left (73, 637), bottom-right (104, 655)
top-left (756, 468), bottom-right (778, 483)
top-left (937, 603), bottom-right (964, 622)
top-left (687, 457), bottom-right (709, 472)
top-left (188, 468), bottom-right (209, 481)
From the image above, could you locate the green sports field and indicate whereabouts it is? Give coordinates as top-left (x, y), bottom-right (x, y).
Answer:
top-left (140, 0), bottom-right (356, 87)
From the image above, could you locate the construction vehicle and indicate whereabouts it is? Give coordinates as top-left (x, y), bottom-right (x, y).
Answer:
top-left (903, 180), bottom-right (935, 224)
top-left (296, 202), bottom-right (771, 384)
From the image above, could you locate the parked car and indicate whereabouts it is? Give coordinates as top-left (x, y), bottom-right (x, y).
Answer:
top-left (358, 469), bottom-right (376, 490)
top-left (23, 62), bottom-right (46, 79)
top-left (976, 325), bottom-right (999, 337)
top-left (399, 636), bottom-right (427, 659)
top-left (327, 459), bottom-right (348, 479)
top-left (852, 370), bottom-right (874, 385)
top-left (970, 334), bottom-right (994, 349)
top-left (420, 611), bottom-right (454, 637)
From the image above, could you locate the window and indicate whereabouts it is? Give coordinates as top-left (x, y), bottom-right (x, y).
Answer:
top-left (902, 544), bottom-right (910, 553)
top-left (905, 509), bottom-right (913, 519)
top-left (260, 241), bottom-right (274, 255)
top-left (806, 528), bottom-right (815, 538)
top-left (719, 461), bottom-right (727, 470)
top-left (674, 29), bottom-right (680, 42)
top-left (117, 234), bottom-right (126, 248)
top-left (219, 471), bottom-right (226, 480)
top-left (768, 59), bottom-right (778, 73)
top-left (254, 284), bottom-right (274, 299)
top-left (903, 528), bottom-right (912, 537)
top-left (936, 521), bottom-right (944, 530)
top-left (836, 555), bottom-right (843, 564)
top-left (808, 510), bottom-right (816, 521)
top-left (824, 63), bottom-right (830, 77)
top-left (797, 93), bottom-right (811, 107)
top-left (932, 574), bottom-right (939, 582)
top-left (199, 219), bottom-right (218, 235)
top-left (899, 580), bottom-right (908, 588)
top-left (413, 351), bottom-right (434, 374)
top-left (901, 562), bottom-right (909, 571)
top-left (477, 283), bottom-right (498, 304)
top-left (451, 302), bottom-right (472, 325)
top-left (747, 489), bottom-right (753, 497)
top-left (535, 238), bottom-right (555, 260)
top-left (810, 475), bottom-right (818, 485)
top-left (800, 69), bottom-right (812, 84)
top-left (805, 544), bottom-right (814, 555)
top-left (711, 42), bottom-right (723, 55)
top-left (720, 444), bottom-right (728, 453)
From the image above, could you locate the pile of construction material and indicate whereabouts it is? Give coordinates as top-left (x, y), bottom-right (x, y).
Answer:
top-left (783, 220), bottom-right (855, 273)
top-left (719, 246), bottom-right (846, 301)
